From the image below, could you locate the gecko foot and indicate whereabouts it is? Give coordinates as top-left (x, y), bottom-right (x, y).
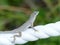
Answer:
top-left (31, 27), bottom-right (38, 32)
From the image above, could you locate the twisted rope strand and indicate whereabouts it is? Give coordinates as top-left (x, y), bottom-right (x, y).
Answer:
top-left (0, 21), bottom-right (60, 45)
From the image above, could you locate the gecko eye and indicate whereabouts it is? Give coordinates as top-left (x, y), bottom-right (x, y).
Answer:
top-left (34, 11), bottom-right (39, 15)
top-left (34, 12), bottom-right (37, 15)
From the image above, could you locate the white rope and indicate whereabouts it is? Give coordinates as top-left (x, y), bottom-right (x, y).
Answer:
top-left (0, 21), bottom-right (60, 45)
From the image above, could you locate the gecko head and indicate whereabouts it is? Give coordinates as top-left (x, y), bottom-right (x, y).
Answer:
top-left (33, 11), bottom-right (39, 16)
top-left (30, 11), bottom-right (39, 18)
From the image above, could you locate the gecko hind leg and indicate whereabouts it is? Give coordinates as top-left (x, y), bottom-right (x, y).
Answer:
top-left (13, 32), bottom-right (21, 43)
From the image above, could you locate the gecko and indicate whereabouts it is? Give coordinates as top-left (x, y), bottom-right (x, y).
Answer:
top-left (0, 11), bottom-right (39, 42)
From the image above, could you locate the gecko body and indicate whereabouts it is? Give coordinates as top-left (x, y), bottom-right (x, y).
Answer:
top-left (0, 11), bottom-right (39, 43)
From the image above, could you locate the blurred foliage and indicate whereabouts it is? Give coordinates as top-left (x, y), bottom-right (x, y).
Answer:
top-left (8, 0), bottom-right (23, 6)
top-left (0, 10), bottom-right (28, 31)
top-left (0, 0), bottom-right (60, 45)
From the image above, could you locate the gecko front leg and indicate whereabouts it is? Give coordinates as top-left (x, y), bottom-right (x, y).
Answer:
top-left (31, 24), bottom-right (38, 31)
top-left (13, 32), bottom-right (22, 43)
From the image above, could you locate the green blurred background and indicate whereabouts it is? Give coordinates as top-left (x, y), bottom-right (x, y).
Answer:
top-left (0, 0), bottom-right (60, 45)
